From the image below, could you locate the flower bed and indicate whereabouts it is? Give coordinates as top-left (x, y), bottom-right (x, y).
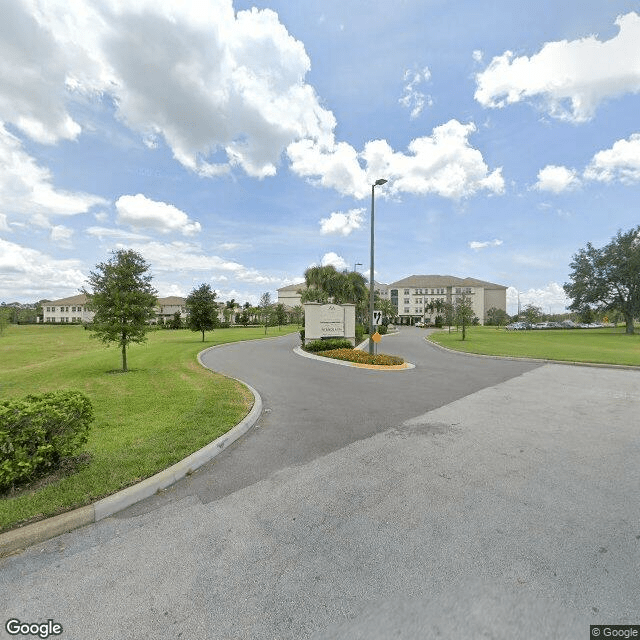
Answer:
top-left (317, 348), bottom-right (404, 366)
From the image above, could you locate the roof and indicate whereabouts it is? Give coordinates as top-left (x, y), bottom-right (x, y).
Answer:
top-left (277, 283), bottom-right (306, 292)
top-left (388, 275), bottom-right (507, 290)
top-left (48, 294), bottom-right (89, 305)
top-left (157, 296), bottom-right (186, 306)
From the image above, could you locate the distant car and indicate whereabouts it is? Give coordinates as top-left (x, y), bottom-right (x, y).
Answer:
top-left (506, 322), bottom-right (529, 330)
top-left (415, 321), bottom-right (425, 327)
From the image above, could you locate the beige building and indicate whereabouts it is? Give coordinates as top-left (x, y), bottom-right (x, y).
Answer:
top-left (42, 294), bottom-right (93, 323)
top-left (42, 294), bottom-right (189, 324)
top-left (387, 275), bottom-right (507, 325)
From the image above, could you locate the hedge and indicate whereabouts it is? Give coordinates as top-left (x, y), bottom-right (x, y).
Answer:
top-left (304, 339), bottom-right (354, 352)
top-left (0, 390), bottom-right (94, 492)
top-left (317, 349), bottom-right (404, 366)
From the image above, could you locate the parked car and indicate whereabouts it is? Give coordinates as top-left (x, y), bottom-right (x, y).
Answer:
top-left (505, 322), bottom-right (531, 330)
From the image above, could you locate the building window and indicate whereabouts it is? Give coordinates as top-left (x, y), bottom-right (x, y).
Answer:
top-left (404, 289), bottom-right (410, 295)
top-left (404, 307), bottom-right (410, 313)
top-left (404, 298), bottom-right (410, 304)
top-left (416, 298), bottom-right (422, 304)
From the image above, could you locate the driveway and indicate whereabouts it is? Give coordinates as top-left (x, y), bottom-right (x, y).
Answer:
top-left (1, 327), bottom-right (639, 639)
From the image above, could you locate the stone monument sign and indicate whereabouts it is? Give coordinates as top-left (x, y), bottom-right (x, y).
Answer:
top-left (303, 302), bottom-right (356, 346)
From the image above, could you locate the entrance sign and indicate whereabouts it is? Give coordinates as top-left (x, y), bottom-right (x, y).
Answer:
top-left (320, 304), bottom-right (344, 337)
top-left (303, 302), bottom-right (356, 346)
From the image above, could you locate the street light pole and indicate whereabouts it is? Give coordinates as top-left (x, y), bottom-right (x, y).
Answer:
top-left (369, 178), bottom-right (387, 355)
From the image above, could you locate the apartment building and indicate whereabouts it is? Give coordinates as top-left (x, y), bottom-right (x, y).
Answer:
top-left (42, 294), bottom-right (189, 324)
top-left (42, 294), bottom-right (93, 323)
top-left (388, 275), bottom-right (507, 325)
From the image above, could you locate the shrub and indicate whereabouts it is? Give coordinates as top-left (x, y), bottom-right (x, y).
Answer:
top-left (0, 390), bottom-right (94, 493)
top-left (299, 329), bottom-right (305, 343)
top-left (355, 323), bottom-right (365, 344)
top-left (317, 349), bottom-right (404, 366)
top-left (377, 324), bottom-right (388, 335)
top-left (304, 339), bottom-right (354, 352)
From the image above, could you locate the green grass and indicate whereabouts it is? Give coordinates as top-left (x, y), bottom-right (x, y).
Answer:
top-left (428, 325), bottom-right (640, 366)
top-left (0, 324), bottom-right (298, 532)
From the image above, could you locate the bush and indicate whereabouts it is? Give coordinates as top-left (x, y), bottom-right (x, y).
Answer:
top-left (304, 338), bottom-right (354, 352)
top-left (299, 329), bottom-right (305, 343)
top-left (355, 323), bottom-right (365, 344)
top-left (0, 390), bottom-right (94, 492)
top-left (377, 324), bottom-right (388, 335)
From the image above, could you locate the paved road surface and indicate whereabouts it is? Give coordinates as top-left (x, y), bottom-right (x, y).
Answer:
top-left (1, 328), bottom-right (639, 639)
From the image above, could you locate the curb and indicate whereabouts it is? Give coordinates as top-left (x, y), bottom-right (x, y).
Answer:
top-left (0, 344), bottom-right (263, 559)
top-left (425, 335), bottom-right (640, 371)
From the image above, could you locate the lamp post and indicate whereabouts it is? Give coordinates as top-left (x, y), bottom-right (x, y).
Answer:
top-left (369, 178), bottom-right (387, 354)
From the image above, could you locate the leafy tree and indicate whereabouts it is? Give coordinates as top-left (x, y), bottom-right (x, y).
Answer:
top-left (454, 293), bottom-right (474, 340)
top-left (83, 249), bottom-right (158, 372)
top-left (377, 298), bottom-right (397, 324)
top-left (522, 304), bottom-right (542, 325)
top-left (564, 226), bottom-right (640, 334)
top-left (291, 305), bottom-right (304, 327)
top-left (0, 307), bottom-right (10, 335)
top-left (485, 306), bottom-right (510, 326)
top-left (169, 311), bottom-right (183, 329)
top-left (259, 292), bottom-right (272, 334)
top-left (186, 284), bottom-right (218, 341)
top-left (274, 303), bottom-right (287, 329)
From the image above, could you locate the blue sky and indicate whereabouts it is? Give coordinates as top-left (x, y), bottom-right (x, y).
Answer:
top-left (1, 0), bottom-right (640, 314)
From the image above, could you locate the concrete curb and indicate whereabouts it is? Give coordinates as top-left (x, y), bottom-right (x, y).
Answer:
top-left (0, 343), bottom-right (263, 558)
top-left (425, 335), bottom-right (640, 370)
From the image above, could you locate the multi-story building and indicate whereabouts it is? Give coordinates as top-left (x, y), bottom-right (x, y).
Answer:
top-left (42, 294), bottom-right (94, 323)
top-left (278, 275), bottom-right (507, 325)
top-left (42, 294), bottom-right (189, 324)
top-left (387, 275), bottom-right (507, 325)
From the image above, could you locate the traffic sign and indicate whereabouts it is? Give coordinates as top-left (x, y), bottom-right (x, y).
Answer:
top-left (371, 331), bottom-right (382, 343)
top-left (373, 310), bottom-right (382, 326)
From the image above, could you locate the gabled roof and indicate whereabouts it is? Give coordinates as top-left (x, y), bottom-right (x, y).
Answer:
top-left (277, 283), bottom-right (306, 292)
top-left (157, 296), bottom-right (186, 306)
top-left (48, 294), bottom-right (88, 305)
top-left (388, 275), bottom-right (507, 289)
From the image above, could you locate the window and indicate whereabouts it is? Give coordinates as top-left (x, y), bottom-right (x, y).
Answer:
top-left (416, 298), bottom-right (422, 304)
top-left (404, 289), bottom-right (410, 295)
top-left (404, 298), bottom-right (410, 304)
top-left (404, 307), bottom-right (410, 313)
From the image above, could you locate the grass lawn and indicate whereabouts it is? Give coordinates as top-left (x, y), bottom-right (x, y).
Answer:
top-left (428, 325), bottom-right (640, 366)
top-left (0, 323), bottom-right (298, 532)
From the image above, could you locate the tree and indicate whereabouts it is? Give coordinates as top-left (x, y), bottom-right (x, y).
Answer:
top-left (274, 303), bottom-right (287, 329)
top-left (186, 284), bottom-right (218, 342)
top-left (454, 293), bottom-right (474, 340)
top-left (564, 226), bottom-right (640, 334)
top-left (522, 304), bottom-right (542, 325)
top-left (259, 292), bottom-right (272, 334)
top-left (0, 307), bottom-right (10, 335)
top-left (291, 305), bottom-right (304, 327)
top-left (485, 307), bottom-right (510, 326)
top-left (83, 249), bottom-right (158, 372)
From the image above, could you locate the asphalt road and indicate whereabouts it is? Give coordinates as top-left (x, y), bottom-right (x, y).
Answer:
top-left (1, 328), bottom-right (639, 639)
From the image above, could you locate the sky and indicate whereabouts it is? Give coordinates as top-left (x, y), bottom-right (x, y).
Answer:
top-left (1, 0), bottom-right (640, 314)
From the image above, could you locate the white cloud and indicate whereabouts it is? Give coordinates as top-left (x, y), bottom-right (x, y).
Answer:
top-left (0, 237), bottom-right (86, 300)
top-left (506, 282), bottom-right (570, 314)
top-left (290, 119), bottom-right (504, 200)
top-left (320, 252), bottom-right (349, 270)
top-left (319, 208), bottom-right (365, 236)
top-left (468, 239), bottom-right (503, 250)
top-left (472, 50), bottom-right (484, 63)
top-left (399, 66), bottom-right (433, 119)
top-left (534, 165), bottom-right (581, 193)
top-left (115, 194), bottom-right (201, 236)
top-left (475, 12), bottom-right (640, 122)
top-left (50, 225), bottom-right (74, 247)
top-left (5, 0), bottom-right (337, 179)
top-left (362, 120), bottom-right (505, 199)
top-left (86, 226), bottom-right (151, 242)
top-left (584, 133), bottom-right (640, 184)
top-left (0, 124), bottom-right (106, 219)
top-left (0, 214), bottom-right (10, 232)
top-left (287, 138), bottom-right (368, 198)
top-left (124, 240), bottom-right (281, 285)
